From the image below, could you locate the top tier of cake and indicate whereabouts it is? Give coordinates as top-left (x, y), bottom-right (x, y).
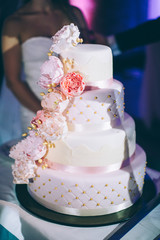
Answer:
top-left (60, 44), bottom-right (113, 86)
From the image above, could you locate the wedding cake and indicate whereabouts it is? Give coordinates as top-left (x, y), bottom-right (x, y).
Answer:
top-left (10, 24), bottom-right (146, 216)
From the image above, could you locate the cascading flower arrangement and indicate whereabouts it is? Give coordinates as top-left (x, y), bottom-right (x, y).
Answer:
top-left (10, 23), bottom-right (86, 184)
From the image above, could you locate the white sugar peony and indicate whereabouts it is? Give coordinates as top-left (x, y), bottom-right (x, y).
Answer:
top-left (50, 23), bottom-right (80, 54)
top-left (9, 131), bottom-right (47, 161)
top-left (12, 159), bottom-right (37, 184)
top-left (38, 56), bottom-right (64, 89)
top-left (37, 113), bottom-right (68, 143)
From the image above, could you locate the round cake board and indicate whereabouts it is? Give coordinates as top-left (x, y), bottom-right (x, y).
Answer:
top-left (15, 174), bottom-right (156, 227)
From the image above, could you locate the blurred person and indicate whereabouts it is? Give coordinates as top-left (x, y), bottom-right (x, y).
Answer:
top-left (0, 0), bottom-right (105, 144)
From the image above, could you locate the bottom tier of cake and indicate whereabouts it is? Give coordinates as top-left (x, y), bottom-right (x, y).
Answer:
top-left (28, 145), bottom-right (146, 216)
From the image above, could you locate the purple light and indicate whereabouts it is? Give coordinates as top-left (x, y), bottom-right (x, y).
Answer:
top-left (69, 0), bottom-right (96, 28)
top-left (148, 0), bottom-right (160, 19)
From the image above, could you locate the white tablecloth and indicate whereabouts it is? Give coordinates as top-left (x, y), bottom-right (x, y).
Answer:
top-left (0, 152), bottom-right (160, 240)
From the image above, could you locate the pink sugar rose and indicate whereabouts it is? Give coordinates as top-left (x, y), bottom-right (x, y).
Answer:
top-left (60, 72), bottom-right (85, 97)
top-left (38, 56), bottom-right (64, 89)
top-left (37, 113), bottom-right (68, 143)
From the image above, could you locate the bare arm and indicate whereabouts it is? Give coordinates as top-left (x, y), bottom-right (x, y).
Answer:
top-left (2, 18), bottom-right (41, 113)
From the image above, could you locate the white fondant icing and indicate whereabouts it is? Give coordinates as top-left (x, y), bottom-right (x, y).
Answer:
top-left (60, 44), bottom-right (113, 84)
top-left (28, 145), bottom-right (146, 216)
top-left (63, 79), bottom-right (124, 130)
top-left (46, 113), bottom-right (135, 167)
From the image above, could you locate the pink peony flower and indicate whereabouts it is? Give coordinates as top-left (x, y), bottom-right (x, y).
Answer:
top-left (60, 72), bottom-right (85, 97)
top-left (9, 131), bottom-right (47, 161)
top-left (41, 90), bottom-right (63, 111)
top-left (37, 113), bottom-right (68, 143)
top-left (10, 131), bottom-right (47, 183)
top-left (31, 109), bottom-right (53, 128)
top-left (50, 23), bottom-right (80, 54)
top-left (38, 56), bottom-right (64, 89)
top-left (12, 159), bottom-right (37, 184)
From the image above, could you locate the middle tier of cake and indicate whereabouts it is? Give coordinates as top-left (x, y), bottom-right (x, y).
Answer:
top-left (46, 113), bottom-right (135, 169)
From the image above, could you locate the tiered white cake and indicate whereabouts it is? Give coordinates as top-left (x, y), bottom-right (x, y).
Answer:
top-left (10, 24), bottom-right (146, 216)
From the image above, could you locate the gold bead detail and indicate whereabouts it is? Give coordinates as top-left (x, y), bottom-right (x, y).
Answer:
top-left (37, 119), bottom-right (42, 124)
top-left (97, 203), bottom-right (100, 206)
top-left (82, 191), bottom-right (86, 194)
top-left (87, 105), bottom-right (90, 108)
top-left (28, 127), bottom-right (32, 130)
top-left (101, 117), bottom-right (104, 120)
top-left (104, 196), bottom-right (107, 199)
top-left (61, 182), bottom-right (64, 185)
top-left (112, 189), bottom-right (115, 192)
top-left (75, 184), bottom-right (78, 187)
top-left (48, 179), bottom-right (51, 182)
top-left (82, 203), bottom-right (86, 206)
top-left (43, 141), bottom-right (48, 145)
top-left (48, 88), bottom-right (53, 93)
top-left (68, 189), bottom-right (72, 192)
top-left (107, 108), bottom-right (111, 112)
top-left (80, 97), bottom-right (82, 100)
top-left (38, 159), bottom-right (42, 163)
top-left (34, 189), bottom-right (37, 192)
top-left (90, 198), bottom-right (93, 201)
top-left (38, 186), bottom-right (40, 189)
top-left (87, 119), bottom-right (90, 122)
top-left (73, 104), bottom-right (76, 107)
top-left (105, 184), bottom-right (108, 187)
top-left (117, 194), bottom-right (120, 197)
top-left (73, 118), bottom-right (76, 121)
top-left (68, 202), bottom-right (71, 205)
top-left (80, 112), bottom-right (83, 114)
top-left (40, 92), bottom-right (45, 96)
top-left (124, 186), bottom-right (127, 189)
top-left (43, 183), bottom-right (45, 186)
top-left (97, 191), bottom-right (101, 194)
top-left (54, 187), bottom-right (57, 190)
top-left (22, 133), bottom-right (27, 137)
top-left (123, 198), bottom-right (126, 201)
top-left (61, 195), bottom-right (64, 198)
top-left (111, 201), bottom-right (114, 204)
top-left (55, 200), bottom-right (58, 202)
top-left (119, 181), bottom-right (121, 184)
top-left (76, 197), bottom-right (79, 199)
top-left (108, 95), bottom-right (111, 98)
top-left (101, 103), bottom-right (104, 106)
top-left (94, 111), bottom-right (97, 114)
top-left (49, 191), bottom-right (51, 194)
top-left (43, 195), bottom-right (46, 198)
top-left (94, 96), bottom-right (98, 99)
top-left (31, 123), bottom-right (37, 129)
top-left (91, 185), bottom-right (94, 188)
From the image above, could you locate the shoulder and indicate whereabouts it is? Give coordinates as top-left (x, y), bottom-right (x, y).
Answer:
top-left (2, 14), bottom-right (21, 37)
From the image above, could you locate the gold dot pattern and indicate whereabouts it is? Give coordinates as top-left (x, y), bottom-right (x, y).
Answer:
top-left (29, 164), bottom-right (145, 209)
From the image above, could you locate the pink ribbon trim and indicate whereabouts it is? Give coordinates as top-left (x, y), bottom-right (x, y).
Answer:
top-left (48, 154), bottom-right (135, 174)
